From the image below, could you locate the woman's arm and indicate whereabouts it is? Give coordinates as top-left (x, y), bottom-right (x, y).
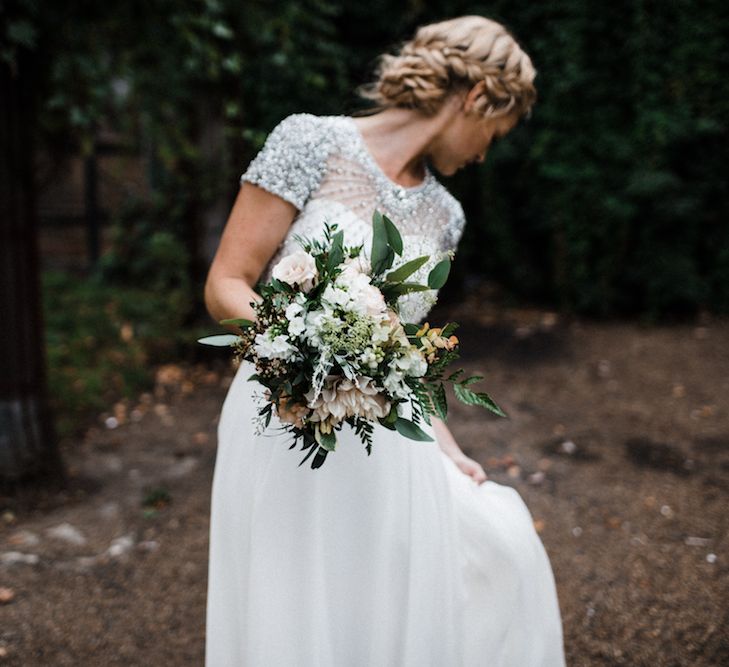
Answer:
top-left (204, 182), bottom-right (298, 330)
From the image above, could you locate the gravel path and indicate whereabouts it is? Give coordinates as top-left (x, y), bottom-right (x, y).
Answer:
top-left (1, 304), bottom-right (727, 666)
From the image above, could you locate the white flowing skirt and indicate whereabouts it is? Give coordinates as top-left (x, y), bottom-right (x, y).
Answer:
top-left (205, 362), bottom-right (565, 666)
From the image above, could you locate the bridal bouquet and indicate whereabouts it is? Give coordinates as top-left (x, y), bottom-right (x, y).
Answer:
top-left (200, 211), bottom-right (506, 468)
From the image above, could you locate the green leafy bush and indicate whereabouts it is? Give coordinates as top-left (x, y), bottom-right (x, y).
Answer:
top-left (42, 269), bottom-right (197, 438)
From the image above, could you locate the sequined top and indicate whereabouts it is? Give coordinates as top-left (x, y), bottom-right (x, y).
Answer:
top-left (240, 113), bottom-right (466, 323)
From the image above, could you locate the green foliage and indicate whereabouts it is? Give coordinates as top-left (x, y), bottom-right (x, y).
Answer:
top-left (21, 0), bottom-right (729, 321)
top-left (394, 417), bottom-right (433, 442)
top-left (431, 0), bottom-right (729, 319)
top-left (42, 270), bottom-right (198, 438)
top-left (427, 259), bottom-right (451, 290)
top-left (453, 382), bottom-right (507, 418)
top-left (386, 256), bottom-right (429, 283)
top-left (98, 196), bottom-right (192, 294)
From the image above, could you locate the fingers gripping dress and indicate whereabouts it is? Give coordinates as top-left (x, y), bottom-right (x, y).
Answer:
top-left (205, 113), bottom-right (566, 666)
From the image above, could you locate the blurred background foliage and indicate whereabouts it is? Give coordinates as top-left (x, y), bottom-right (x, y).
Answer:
top-left (3, 0), bottom-right (728, 435)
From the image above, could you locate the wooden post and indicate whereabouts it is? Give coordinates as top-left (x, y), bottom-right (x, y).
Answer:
top-left (0, 47), bottom-right (66, 485)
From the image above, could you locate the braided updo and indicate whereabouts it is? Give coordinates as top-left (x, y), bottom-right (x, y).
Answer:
top-left (358, 16), bottom-right (537, 119)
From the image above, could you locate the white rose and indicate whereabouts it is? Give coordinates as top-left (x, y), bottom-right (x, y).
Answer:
top-left (254, 331), bottom-right (298, 360)
top-left (359, 283), bottom-right (387, 318)
top-left (272, 250), bottom-right (319, 292)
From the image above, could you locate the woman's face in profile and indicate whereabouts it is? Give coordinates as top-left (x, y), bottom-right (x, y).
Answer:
top-left (429, 101), bottom-right (520, 177)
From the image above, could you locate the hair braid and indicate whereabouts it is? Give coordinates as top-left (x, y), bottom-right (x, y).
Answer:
top-left (358, 16), bottom-right (537, 119)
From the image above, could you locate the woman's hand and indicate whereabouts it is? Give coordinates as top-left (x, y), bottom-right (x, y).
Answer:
top-left (430, 416), bottom-right (488, 484)
top-left (448, 451), bottom-right (488, 484)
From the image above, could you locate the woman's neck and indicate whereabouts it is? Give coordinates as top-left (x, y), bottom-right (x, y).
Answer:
top-left (351, 104), bottom-right (456, 187)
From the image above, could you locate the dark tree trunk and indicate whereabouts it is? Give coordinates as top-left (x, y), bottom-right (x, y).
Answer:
top-left (0, 48), bottom-right (66, 485)
top-left (198, 99), bottom-right (229, 267)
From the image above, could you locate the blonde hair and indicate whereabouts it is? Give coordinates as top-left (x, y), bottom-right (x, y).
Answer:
top-left (357, 16), bottom-right (537, 119)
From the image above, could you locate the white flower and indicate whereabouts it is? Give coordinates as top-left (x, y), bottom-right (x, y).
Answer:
top-left (383, 368), bottom-right (410, 399)
top-left (359, 283), bottom-right (387, 318)
top-left (371, 322), bottom-right (392, 344)
top-left (303, 308), bottom-right (333, 347)
top-left (272, 250), bottom-right (318, 292)
top-left (395, 348), bottom-right (428, 377)
top-left (254, 331), bottom-right (298, 360)
top-left (321, 283), bottom-right (351, 310)
top-left (341, 254), bottom-right (371, 276)
top-left (288, 316), bottom-right (306, 337)
top-left (305, 375), bottom-right (390, 424)
top-left (359, 348), bottom-right (378, 369)
top-left (336, 267), bottom-right (368, 292)
top-left (326, 269), bottom-right (387, 319)
top-left (285, 301), bottom-right (305, 319)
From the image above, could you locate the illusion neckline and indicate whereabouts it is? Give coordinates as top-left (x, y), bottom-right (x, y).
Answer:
top-left (343, 116), bottom-right (434, 194)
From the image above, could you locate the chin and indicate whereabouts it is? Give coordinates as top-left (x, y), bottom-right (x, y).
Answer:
top-left (433, 162), bottom-right (459, 177)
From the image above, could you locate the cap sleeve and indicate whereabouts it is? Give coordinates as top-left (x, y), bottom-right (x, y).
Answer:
top-left (240, 113), bottom-right (329, 210)
top-left (443, 198), bottom-right (466, 251)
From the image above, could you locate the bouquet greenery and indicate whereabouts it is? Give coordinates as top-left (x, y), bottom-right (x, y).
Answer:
top-left (200, 211), bottom-right (506, 468)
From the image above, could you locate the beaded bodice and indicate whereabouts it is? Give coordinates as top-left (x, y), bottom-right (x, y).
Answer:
top-left (240, 113), bottom-right (466, 323)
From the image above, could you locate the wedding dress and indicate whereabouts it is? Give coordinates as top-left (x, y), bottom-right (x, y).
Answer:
top-left (205, 113), bottom-right (565, 666)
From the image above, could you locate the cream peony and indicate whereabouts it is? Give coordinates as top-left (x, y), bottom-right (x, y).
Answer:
top-left (272, 250), bottom-right (319, 292)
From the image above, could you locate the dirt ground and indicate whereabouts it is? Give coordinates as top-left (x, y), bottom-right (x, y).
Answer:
top-left (1, 295), bottom-right (728, 666)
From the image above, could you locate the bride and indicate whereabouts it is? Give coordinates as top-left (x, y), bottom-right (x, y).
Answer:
top-left (203, 15), bottom-right (565, 667)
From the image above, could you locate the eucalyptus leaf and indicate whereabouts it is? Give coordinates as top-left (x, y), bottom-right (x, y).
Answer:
top-left (386, 255), bottom-right (429, 283)
top-left (327, 229), bottom-right (344, 271)
top-left (380, 247), bottom-right (396, 274)
top-left (394, 417), bottom-right (434, 442)
top-left (382, 214), bottom-right (403, 255)
top-left (385, 282), bottom-right (431, 297)
top-left (197, 334), bottom-right (240, 346)
top-left (315, 428), bottom-right (337, 451)
top-left (370, 211), bottom-right (389, 274)
top-left (428, 258), bottom-right (451, 289)
top-left (220, 317), bottom-right (254, 328)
